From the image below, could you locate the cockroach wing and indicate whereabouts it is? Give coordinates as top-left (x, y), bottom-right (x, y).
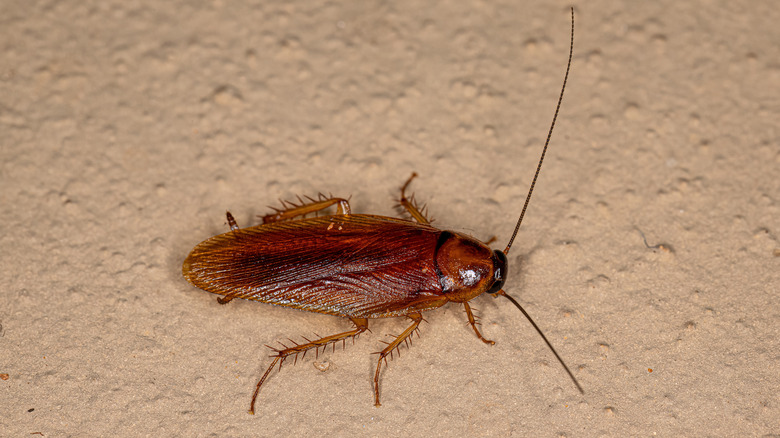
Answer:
top-left (183, 215), bottom-right (449, 318)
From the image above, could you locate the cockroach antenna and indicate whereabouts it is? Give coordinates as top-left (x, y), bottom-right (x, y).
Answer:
top-left (495, 7), bottom-right (584, 396)
top-left (504, 7), bottom-right (575, 256)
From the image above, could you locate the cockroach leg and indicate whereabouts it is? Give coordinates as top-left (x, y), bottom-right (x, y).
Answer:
top-left (262, 196), bottom-right (351, 224)
top-left (225, 211), bottom-right (239, 231)
top-left (249, 317), bottom-right (368, 415)
top-left (373, 312), bottom-right (423, 407)
top-left (216, 295), bottom-right (235, 304)
top-left (399, 173), bottom-right (431, 224)
top-left (215, 206), bottom-right (239, 304)
top-left (463, 301), bottom-right (495, 345)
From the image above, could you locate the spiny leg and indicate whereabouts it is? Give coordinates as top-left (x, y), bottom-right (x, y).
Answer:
top-left (463, 301), bottom-right (494, 345)
top-left (263, 195), bottom-right (350, 223)
top-left (399, 173), bottom-right (430, 224)
top-left (249, 317), bottom-right (368, 415)
top-left (373, 312), bottom-right (422, 407)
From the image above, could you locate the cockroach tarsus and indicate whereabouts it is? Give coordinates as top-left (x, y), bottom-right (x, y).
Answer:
top-left (182, 8), bottom-right (581, 415)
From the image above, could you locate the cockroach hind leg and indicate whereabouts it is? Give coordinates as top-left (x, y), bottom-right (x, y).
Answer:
top-left (464, 301), bottom-right (495, 345)
top-left (225, 211), bottom-right (239, 231)
top-left (249, 356), bottom-right (280, 415)
top-left (373, 313), bottom-right (423, 407)
top-left (216, 294), bottom-right (236, 305)
top-left (398, 173), bottom-right (432, 224)
top-left (261, 196), bottom-right (351, 223)
top-left (249, 318), bottom-right (368, 415)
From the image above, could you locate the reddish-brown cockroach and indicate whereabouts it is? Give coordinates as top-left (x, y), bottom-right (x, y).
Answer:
top-left (183, 9), bottom-right (581, 414)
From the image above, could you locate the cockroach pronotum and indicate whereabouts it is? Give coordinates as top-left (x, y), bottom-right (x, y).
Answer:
top-left (183, 9), bottom-right (581, 414)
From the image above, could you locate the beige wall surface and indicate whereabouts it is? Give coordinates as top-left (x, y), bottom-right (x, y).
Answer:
top-left (1, 1), bottom-right (778, 436)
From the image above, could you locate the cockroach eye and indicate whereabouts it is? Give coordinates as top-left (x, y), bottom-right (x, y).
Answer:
top-left (488, 250), bottom-right (507, 294)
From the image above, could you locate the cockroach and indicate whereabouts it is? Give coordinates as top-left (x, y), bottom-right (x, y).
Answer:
top-left (183, 9), bottom-right (581, 414)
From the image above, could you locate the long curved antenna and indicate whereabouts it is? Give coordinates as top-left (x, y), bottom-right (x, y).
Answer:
top-left (504, 7), bottom-right (575, 255)
top-left (497, 290), bottom-right (584, 394)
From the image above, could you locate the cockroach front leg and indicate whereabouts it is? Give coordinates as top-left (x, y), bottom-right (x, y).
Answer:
top-left (262, 195), bottom-right (350, 224)
top-left (249, 317), bottom-right (368, 415)
top-left (399, 173), bottom-right (431, 224)
top-left (373, 312), bottom-right (423, 407)
top-left (463, 301), bottom-right (494, 345)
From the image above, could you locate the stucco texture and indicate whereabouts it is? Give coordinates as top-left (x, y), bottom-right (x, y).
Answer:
top-left (1, 1), bottom-right (778, 436)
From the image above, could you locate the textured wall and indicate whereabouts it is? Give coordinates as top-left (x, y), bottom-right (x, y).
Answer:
top-left (1, 1), bottom-right (778, 435)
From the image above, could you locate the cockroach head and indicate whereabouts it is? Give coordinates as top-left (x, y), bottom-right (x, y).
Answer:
top-left (434, 232), bottom-right (508, 302)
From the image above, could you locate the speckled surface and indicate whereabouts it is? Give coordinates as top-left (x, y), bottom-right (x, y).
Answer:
top-left (1, 1), bottom-right (778, 436)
